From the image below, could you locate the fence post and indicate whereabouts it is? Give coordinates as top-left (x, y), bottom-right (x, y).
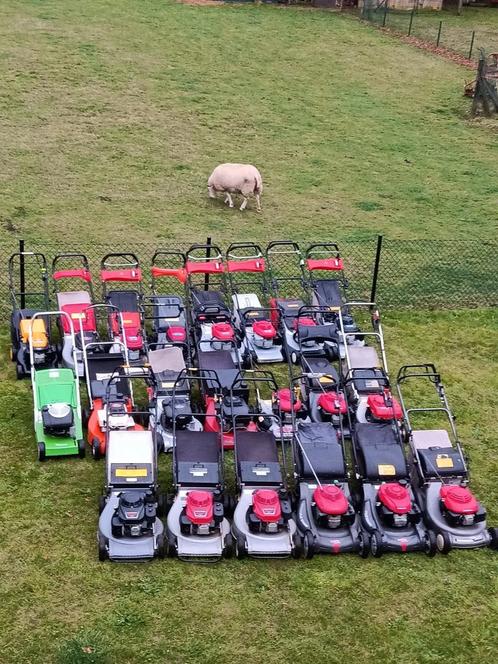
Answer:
top-left (204, 236), bottom-right (212, 291)
top-left (19, 238), bottom-right (25, 309)
top-left (370, 235), bottom-right (383, 304)
top-left (382, 0), bottom-right (388, 27)
top-left (468, 31), bottom-right (475, 60)
top-left (436, 20), bottom-right (442, 47)
top-left (408, 8), bottom-right (414, 36)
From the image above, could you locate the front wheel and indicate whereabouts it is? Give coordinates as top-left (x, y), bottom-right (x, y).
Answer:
top-left (488, 527), bottom-right (498, 550)
top-left (290, 351), bottom-right (300, 366)
top-left (156, 533), bottom-right (166, 559)
top-left (223, 532), bottom-right (234, 558)
top-left (370, 530), bottom-right (383, 558)
top-left (424, 530), bottom-right (437, 557)
top-left (78, 439), bottom-right (86, 459)
top-left (235, 535), bottom-right (247, 559)
top-left (436, 530), bottom-right (452, 555)
top-left (37, 443), bottom-right (46, 462)
top-left (357, 532), bottom-right (369, 559)
top-left (302, 530), bottom-right (315, 560)
top-left (98, 533), bottom-right (108, 561)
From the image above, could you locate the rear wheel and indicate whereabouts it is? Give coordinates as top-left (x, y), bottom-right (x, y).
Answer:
top-left (167, 533), bottom-right (177, 558)
top-left (156, 533), bottom-right (166, 559)
top-left (302, 530), bottom-right (315, 559)
top-left (81, 408), bottom-right (90, 428)
top-left (235, 535), bottom-right (247, 559)
top-left (357, 532), bottom-right (369, 559)
top-left (37, 443), bottom-right (46, 462)
top-left (98, 533), bottom-right (108, 561)
top-left (78, 439), bottom-right (86, 459)
top-left (488, 527), bottom-right (498, 550)
top-left (436, 530), bottom-right (452, 555)
top-left (91, 438), bottom-right (100, 460)
top-left (370, 530), bottom-right (383, 558)
top-left (424, 530), bottom-right (437, 557)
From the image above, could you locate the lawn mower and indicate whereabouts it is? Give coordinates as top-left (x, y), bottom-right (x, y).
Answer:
top-left (226, 242), bottom-right (283, 365)
top-left (9, 251), bottom-right (58, 379)
top-left (397, 364), bottom-right (498, 553)
top-left (100, 252), bottom-right (145, 361)
top-left (165, 369), bottom-right (232, 561)
top-left (97, 365), bottom-right (165, 562)
top-left (29, 311), bottom-right (85, 461)
top-left (292, 417), bottom-right (365, 557)
top-left (52, 253), bottom-right (97, 377)
top-left (148, 346), bottom-right (202, 453)
top-left (185, 243), bottom-right (240, 363)
top-left (80, 305), bottom-right (137, 459)
top-left (147, 250), bottom-right (188, 350)
top-left (230, 372), bottom-right (302, 558)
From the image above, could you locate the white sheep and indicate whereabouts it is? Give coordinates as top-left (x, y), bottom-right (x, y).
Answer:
top-left (208, 163), bottom-right (263, 212)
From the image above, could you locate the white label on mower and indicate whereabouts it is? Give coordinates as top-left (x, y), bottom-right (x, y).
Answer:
top-left (252, 465), bottom-right (270, 476)
top-left (95, 372), bottom-right (113, 380)
top-left (49, 371), bottom-right (60, 378)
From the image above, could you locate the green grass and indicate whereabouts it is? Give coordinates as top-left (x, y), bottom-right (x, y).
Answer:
top-left (1, 309), bottom-right (498, 664)
top-left (1, 2), bottom-right (498, 663)
top-left (0, 0), bottom-right (497, 249)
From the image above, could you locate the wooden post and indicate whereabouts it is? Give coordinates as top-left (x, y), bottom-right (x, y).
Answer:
top-left (436, 20), bottom-right (442, 47)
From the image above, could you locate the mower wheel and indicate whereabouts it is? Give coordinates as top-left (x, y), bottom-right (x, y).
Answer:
top-left (91, 439), bottom-right (100, 460)
top-left (424, 530), bottom-right (437, 557)
top-left (16, 364), bottom-right (24, 380)
top-left (223, 494), bottom-right (236, 517)
top-left (436, 530), bottom-right (452, 555)
top-left (98, 533), bottom-right (108, 561)
top-left (81, 408), bottom-right (90, 428)
top-left (302, 530), bottom-right (315, 560)
top-left (157, 493), bottom-right (168, 517)
top-left (167, 533), bottom-right (177, 558)
top-left (370, 531), bottom-right (383, 558)
top-left (357, 532), bottom-right (369, 559)
top-left (235, 535), bottom-right (247, 559)
top-left (156, 533), bottom-right (166, 559)
top-left (223, 533), bottom-right (234, 558)
top-left (98, 495), bottom-right (106, 515)
top-left (488, 527), bottom-right (498, 550)
top-left (78, 439), bottom-right (86, 459)
top-left (166, 493), bottom-right (176, 510)
top-left (292, 533), bottom-right (303, 559)
top-left (37, 443), bottom-right (46, 462)
top-left (290, 351), bottom-right (300, 366)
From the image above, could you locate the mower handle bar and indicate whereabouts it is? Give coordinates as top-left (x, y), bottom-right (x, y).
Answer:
top-left (226, 242), bottom-right (264, 260)
top-left (305, 242), bottom-right (341, 258)
top-left (101, 252), bottom-right (140, 268)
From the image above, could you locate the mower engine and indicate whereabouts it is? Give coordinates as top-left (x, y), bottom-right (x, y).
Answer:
top-left (273, 388), bottom-right (307, 426)
top-left (376, 483), bottom-right (420, 528)
top-left (160, 395), bottom-right (193, 431)
top-left (41, 403), bottom-right (74, 436)
top-left (111, 491), bottom-right (156, 538)
top-left (180, 490), bottom-right (224, 536)
top-left (222, 394), bottom-right (251, 427)
top-left (440, 485), bottom-right (486, 528)
top-left (367, 391), bottom-right (403, 422)
top-left (208, 322), bottom-right (235, 351)
top-left (252, 319), bottom-right (277, 349)
top-left (317, 391), bottom-right (347, 425)
top-left (107, 401), bottom-right (135, 430)
top-left (247, 489), bottom-right (292, 534)
top-left (312, 485), bottom-right (355, 530)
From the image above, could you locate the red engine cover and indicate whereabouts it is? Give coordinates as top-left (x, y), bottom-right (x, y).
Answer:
top-left (378, 483), bottom-right (412, 515)
top-left (367, 392), bottom-right (403, 420)
top-left (252, 319), bottom-right (276, 340)
top-left (166, 326), bottom-right (187, 343)
top-left (111, 311), bottom-right (143, 350)
top-left (313, 485), bottom-right (349, 515)
top-left (212, 322), bottom-right (234, 341)
top-left (185, 491), bottom-right (214, 525)
top-left (440, 485), bottom-right (479, 515)
top-left (275, 388), bottom-right (302, 413)
top-left (318, 392), bottom-right (347, 415)
top-left (292, 317), bottom-right (316, 330)
top-left (252, 489), bottom-right (281, 523)
top-left (61, 304), bottom-right (97, 334)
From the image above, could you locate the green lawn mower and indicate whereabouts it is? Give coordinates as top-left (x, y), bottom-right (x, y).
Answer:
top-left (30, 311), bottom-right (85, 461)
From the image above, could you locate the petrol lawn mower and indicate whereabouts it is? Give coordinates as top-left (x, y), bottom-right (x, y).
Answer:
top-left (97, 365), bottom-right (165, 562)
top-left (29, 311), bottom-right (84, 461)
top-left (397, 364), bottom-right (498, 553)
top-left (100, 253), bottom-right (145, 361)
top-left (148, 346), bottom-right (202, 453)
top-left (52, 253), bottom-right (97, 377)
top-left (9, 251), bottom-right (58, 379)
top-left (147, 250), bottom-right (188, 350)
top-left (165, 369), bottom-right (232, 561)
top-left (226, 242), bottom-right (283, 365)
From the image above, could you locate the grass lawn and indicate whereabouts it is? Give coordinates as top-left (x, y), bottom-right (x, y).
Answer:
top-left (0, 0), bottom-right (497, 248)
top-left (0, 2), bottom-right (498, 663)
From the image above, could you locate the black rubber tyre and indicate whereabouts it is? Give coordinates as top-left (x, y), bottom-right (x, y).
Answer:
top-left (436, 530), bottom-right (452, 555)
top-left (156, 533), bottom-right (166, 559)
top-left (166, 493), bottom-right (176, 512)
top-left (157, 493), bottom-right (168, 517)
top-left (81, 408), bottom-right (90, 428)
top-left (370, 530), bottom-right (383, 558)
top-left (357, 532), bottom-right (369, 559)
top-left (223, 494), bottom-right (235, 517)
top-left (292, 533), bottom-right (303, 559)
top-left (37, 442), bottom-right (46, 462)
top-left (16, 364), bottom-right (24, 380)
top-left (488, 527), bottom-right (498, 550)
top-left (98, 533), bottom-right (108, 561)
top-left (235, 535), bottom-right (247, 559)
top-left (290, 351), bottom-right (300, 366)
top-left (302, 530), bottom-right (315, 560)
top-left (223, 532), bottom-right (234, 558)
top-left (78, 439), bottom-right (86, 459)
top-left (424, 530), bottom-right (438, 557)
top-left (167, 533), bottom-right (177, 558)
top-left (98, 495), bottom-right (106, 515)
top-left (91, 438), bottom-right (100, 460)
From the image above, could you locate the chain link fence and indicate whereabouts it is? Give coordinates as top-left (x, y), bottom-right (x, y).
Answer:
top-left (0, 237), bottom-right (497, 315)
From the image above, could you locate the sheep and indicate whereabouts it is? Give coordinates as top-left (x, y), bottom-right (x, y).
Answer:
top-left (207, 163), bottom-right (263, 212)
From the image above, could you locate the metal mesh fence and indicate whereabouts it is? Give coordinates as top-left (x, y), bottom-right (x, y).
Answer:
top-left (0, 237), bottom-right (497, 315)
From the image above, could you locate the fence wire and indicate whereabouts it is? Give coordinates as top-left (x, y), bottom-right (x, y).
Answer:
top-left (0, 237), bottom-right (497, 315)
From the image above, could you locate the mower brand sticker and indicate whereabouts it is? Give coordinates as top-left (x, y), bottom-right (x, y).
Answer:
top-left (161, 382), bottom-right (174, 388)
top-left (365, 380), bottom-right (380, 389)
top-left (328, 306), bottom-right (340, 312)
top-left (95, 372), bottom-right (113, 380)
top-left (116, 468), bottom-right (147, 477)
top-left (252, 465), bottom-right (270, 476)
top-left (378, 464), bottom-right (396, 476)
top-left (49, 371), bottom-right (60, 378)
top-left (288, 304), bottom-right (299, 308)
top-left (319, 376), bottom-right (333, 383)
top-left (436, 455), bottom-right (454, 468)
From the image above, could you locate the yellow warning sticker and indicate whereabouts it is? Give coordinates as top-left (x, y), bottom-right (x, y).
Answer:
top-left (436, 455), bottom-right (454, 468)
top-left (116, 468), bottom-right (147, 477)
top-left (378, 464), bottom-right (396, 476)
top-left (71, 313), bottom-right (85, 320)
top-left (319, 376), bottom-right (333, 383)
